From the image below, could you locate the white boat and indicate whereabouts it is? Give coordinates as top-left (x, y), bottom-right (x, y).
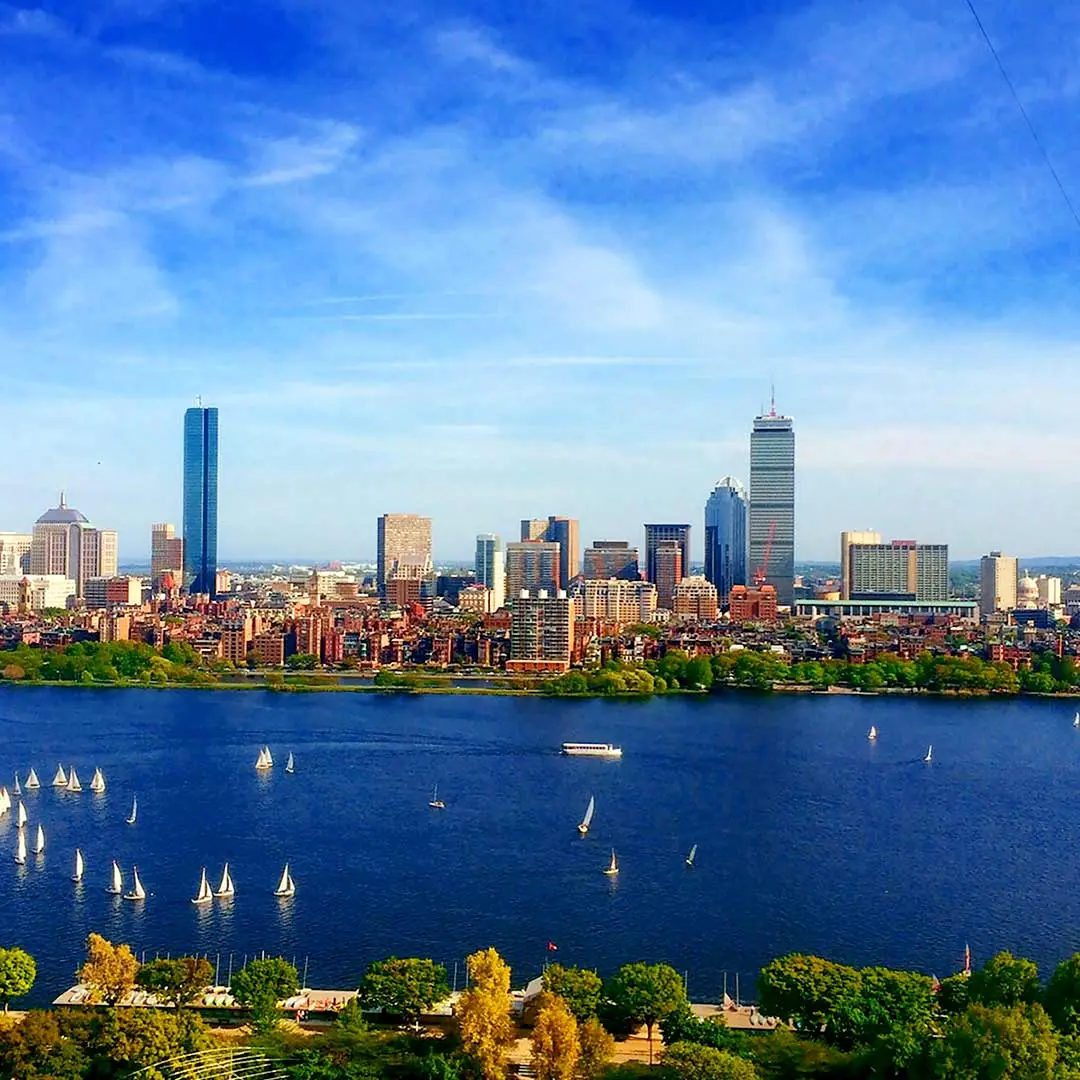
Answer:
top-left (686, 843), bottom-right (698, 868)
top-left (192, 867), bottom-right (213, 905)
top-left (16, 802), bottom-right (26, 830)
top-left (274, 862), bottom-right (295, 897)
top-left (14, 831), bottom-right (26, 865)
top-left (89, 768), bottom-right (106, 794)
top-left (924, 745), bottom-right (933, 764)
top-left (561, 743), bottom-right (622, 758)
top-left (255, 746), bottom-right (273, 771)
top-left (33, 824), bottom-right (44, 855)
top-left (429, 784), bottom-right (445, 810)
top-left (868, 726), bottom-right (878, 741)
top-left (51, 764), bottom-right (67, 788)
top-left (124, 866), bottom-right (146, 901)
top-left (0, 788), bottom-right (9, 815)
top-left (285, 752), bottom-right (295, 774)
top-left (106, 860), bottom-right (123, 895)
top-left (215, 862), bottom-right (235, 899)
top-left (72, 848), bottom-right (84, 883)
top-left (126, 796), bottom-right (137, 825)
top-left (25, 768), bottom-right (39, 790)
top-left (66, 767), bottom-right (82, 793)
top-left (13, 773), bottom-right (21, 796)
top-left (603, 849), bottom-right (619, 876)
top-left (578, 795), bottom-right (595, 836)
top-left (1074, 712), bottom-right (1079, 729)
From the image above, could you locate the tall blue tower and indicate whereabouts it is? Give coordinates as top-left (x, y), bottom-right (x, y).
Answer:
top-left (183, 406), bottom-right (219, 597)
top-left (705, 477), bottom-right (748, 602)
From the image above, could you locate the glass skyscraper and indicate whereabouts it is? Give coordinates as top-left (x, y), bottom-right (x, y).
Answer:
top-left (183, 406), bottom-right (219, 597)
top-left (704, 477), bottom-right (748, 602)
top-left (749, 408), bottom-right (795, 606)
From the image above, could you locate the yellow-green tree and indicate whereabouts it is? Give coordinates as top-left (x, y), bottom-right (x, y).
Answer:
top-left (577, 1017), bottom-right (615, 1079)
top-left (456, 948), bottom-right (515, 1080)
top-left (531, 993), bottom-right (579, 1080)
top-left (78, 934), bottom-right (140, 1005)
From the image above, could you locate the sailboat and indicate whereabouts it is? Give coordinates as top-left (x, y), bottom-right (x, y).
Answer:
top-left (192, 868), bottom-right (213, 905)
top-left (686, 843), bottom-right (698, 868)
top-left (924, 745), bottom-right (934, 764)
top-left (33, 824), bottom-right (44, 855)
top-left (215, 863), bottom-right (235, 899)
top-left (867, 725), bottom-right (878, 741)
top-left (603, 849), bottom-right (619, 876)
top-left (285, 753), bottom-right (295, 774)
top-left (578, 795), bottom-right (595, 836)
top-left (25, 768), bottom-right (39, 790)
top-left (66, 767), bottom-right (82, 793)
top-left (106, 860), bottom-right (123, 895)
top-left (1073, 712), bottom-right (1079, 729)
top-left (124, 866), bottom-right (146, 902)
top-left (51, 764), bottom-right (67, 788)
top-left (126, 796), bottom-right (138, 825)
top-left (0, 788), bottom-right (9, 815)
top-left (72, 849), bottom-right (84, 883)
top-left (14, 831), bottom-right (26, 865)
top-left (13, 773), bottom-right (21, 796)
top-left (274, 863), bottom-right (295, 897)
top-left (429, 784), bottom-right (445, 810)
top-left (89, 768), bottom-right (106, 794)
top-left (16, 802), bottom-right (26, 829)
top-left (255, 747), bottom-right (273, 771)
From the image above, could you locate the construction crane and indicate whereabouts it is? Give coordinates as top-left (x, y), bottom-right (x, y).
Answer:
top-left (752, 521), bottom-right (777, 587)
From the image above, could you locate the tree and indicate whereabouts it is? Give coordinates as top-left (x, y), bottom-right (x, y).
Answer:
top-left (287, 653), bottom-right (319, 670)
top-left (456, 947), bottom-right (515, 1080)
top-left (0, 1010), bottom-right (87, 1080)
top-left (606, 962), bottom-right (688, 1064)
top-left (230, 956), bottom-right (299, 1033)
top-left (86, 1008), bottom-right (209, 1072)
top-left (660, 1007), bottom-right (747, 1055)
top-left (577, 1017), bottom-right (615, 1079)
top-left (684, 658), bottom-right (714, 691)
top-left (359, 957), bottom-right (450, 1022)
top-left (0, 947), bottom-right (35, 1012)
top-left (543, 964), bottom-right (604, 1021)
top-left (968, 951), bottom-right (1040, 1008)
top-left (931, 1003), bottom-right (1059, 1080)
top-left (854, 966), bottom-right (935, 1068)
top-left (136, 956), bottom-right (213, 1009)
top-left (756, 954), bottom-right (862, 1046)
top-left (78, 933), bottom-right (140, 1005)
top-left (1046, 954), bottom-right (1080, 1035)
top-left (937, 974), bottom-right (971, 1016)
top-left (531, 993), bottom-right (580, 1080)
top-left (660, 1043), bottom-right (757, 1080)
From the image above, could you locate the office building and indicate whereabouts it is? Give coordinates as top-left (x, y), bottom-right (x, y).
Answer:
top-left (673, 576), bottom-right (719, 620)
top-left (580, 579), bottom-right (657, 624)
top-left (475, 534), bottom-right (506, 610)
top-left (84, 576), bottom-right (142, 609)
top-left (979, 552), bottom-right (1018, 617)
top-left (377, 514), bottom-right (433, 595)
top-left (840, 530), bottom-right (883, 599)
top-left (1038, 575), bottom-right (1062, 609)
top-left (183, 405), bottom-right (219, 597)
top-left (30, 495), bottom-right (118, 599)
top-left (584, 541), bottom-right (640, 581)
top-left (505, 540), bottom-right (560, 596)
top-left (508, 589), bottom-right (575, 673)
top-left (0, 574), bottom-right (76, 611)
top-left (520, 519), bottom-right (548, 542)
top-left (653, 540), bottom-right (684, 610)
top-left (521, 516), bottom-right (579, 586)
top-left (0, 534), bottom-right (31, 576)
top-left (704, 478), bottom-right (748, 601)
top-left (386, 559), bottom-right (435, 609)
top-left (151, 523), bottom-right (184, 588)
top-left (847, 540), bottom-right (949, 602)
top-left (644, 524), bottom-right (690, 588)
top-left (749, 405), bottom-right (795, 606)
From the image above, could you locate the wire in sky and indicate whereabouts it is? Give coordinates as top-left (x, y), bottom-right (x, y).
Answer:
top-left (963, 0), bottom-right (1080, 233)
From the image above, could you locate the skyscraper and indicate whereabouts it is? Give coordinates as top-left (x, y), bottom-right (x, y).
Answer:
top-left (521, 516), bottom-right (579, 587)
top-left (377, 514), bottom-right (433, 596)
top-left (583, 541), bottom-right (640, 580)
top-left (749, 405), bottom-right (795, 607)
top-left (644, 524), bottom-right (690, 587)
top-left (505, 540), bottom-right (560, 596)
top-left (183, 406), bottom-right (219, 597)
top-left (848, 540), bottom-right (949, 601)
top-left (840, 530), bottom-right (883, 600)
top-left (30, 495), bottom-right (117, 599)
top-left (475, 533), bottom-right (506, 610)
top-left (979, 552), bottom-right (1018, 616)
top-left (151, 523), bottom-right (184, 588)
top-left (653, 540), bottom-right (684, 610)
top-left (704, 478), bottom-right (748, 602)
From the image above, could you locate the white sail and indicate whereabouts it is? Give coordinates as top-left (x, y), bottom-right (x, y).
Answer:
top-left (90, 768), bottom-right (105, 793)
top-left (924, 745), bottom-right (933, 763)
top-left (25, 768), bottom-right (39, 789)
top-left (52, 764), bottom-right (67, 787)
top-left (192, 867), bottom-right (213, 905)
top-left (603, 849), bottom-right (619, 875)
top-left (429, 784), bottom-right (445, 809)
top-left (13, 773), bottom-right (21, 796)
top-left (125, 866), bottom-right (146, 901)
top-left (264, 747), bottom-right (273, 768)
top-left (14, 831), bottom-right (26, 865)
top-left (255, 747), bottom-right (273, 771)
top-left (0, 788), bottom-right (9, 815)
top-left (1074, 712), bottom-right (1079, 729)
top-left (285, 752), bottom-right (294, 773)
top-left (274, 862), bottom-right (295, 897)
top-left (73, 848), bottom-right (84, 882)
top-left (868, 726), bottom-right (878, 741)
top-left (127, 796), bottom-right (138, 824)
top-left (215, 862), bottom-right (235, 898)
top-left (686, 843), bottom-right (697, 867)
top-left (16, 802), bottom-right (26, 829)
top-left (66, 767), bottom-right (81, 792)
top-left (33, 824), bottom-right (44, 854)
top-left (107, 860), bottom-right (123, 894)
top-left (578, 795), bottom-right (595, 835)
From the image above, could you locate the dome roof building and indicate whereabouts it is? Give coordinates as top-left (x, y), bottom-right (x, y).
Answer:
top-left (35, 494), bottom-right (89, 526)
top-left (29, 494), bottom-right (116, 600)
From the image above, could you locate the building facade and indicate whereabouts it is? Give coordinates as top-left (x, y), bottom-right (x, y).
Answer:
top-left (521, 516), bottom-right (579, 587)
top-left (376, 514), bottom-right (433, 595)
top-left (30, 496), bottom-right (117, 599)
top-left (672, 576), bottom-right (720, 620)
top-left (182, 406), bottom-right (219, 597)
top-left (848, 540), bottom-right (949, 602)
top-left (584, 541), bottom-right (640, 581)
top-left (508, 589), bottom-right (575, 673)
top-left (840, 530), bottom-right (883, 600)
top-left (749, 408), bottom-right (795, 606)
top-left (653, 540), bottom-right (684, 610)
top-left (474, 533), bottom-right (506, 610)
top-left (580, 579), bottom-right (657, 624)
top-left (0, 534), bottom-right (32, 577)
top-left (505, 540), bottom-right (560, 596)
top-left (644, 524), bottom-right (690, 588)
top-left (151, 523), bottom-right (184, 588)
top-left (728, 584), bottom-right (778, 623)
top-left (979, 551), bottom-right (1018, 617)
top-left (704, 478), bottom-right (748, 602)
top-left (0, 575), bottom-right (76, 611)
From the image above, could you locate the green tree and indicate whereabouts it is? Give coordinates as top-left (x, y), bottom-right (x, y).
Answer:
top-left (756, 954), bottom-right (861, 1046)
top-left (605, 962), bottom-right (688, 1064)
top-left (359, 957), bottom-right (450, 1022)
top-left (86, 1007), bottom-right (209, 1073)
top-left (747, 1026), bottom-right (853, 1080)
top-left (230, 956), bottom-right (299, 1033)
top-left (543, 964), bottom-right (604, 1020)
top-left (287, 653), bottom-right (319, 670)
top-left (684, 658), bottom-right (714, 691)
top-left (855, 966), bottom-right (935, 1069)
top-left (0, 947), bottom-right (35, 1012)
top-left (0, 1010), bottom-right (87, 1080)
top-left (78, 932), bottom-right (140, 1005)
top-left (931, 1003), bottom-right (1059, 1080)
top-left (660, 1043), bottom-right (757, 1080)
top-left (660, 1006), bottom-right (748, 1055)
top-left (577, 1017), bottom-right (615, 1079)
top-left (531, 993), bottom-right (580, 1080)
top-left (937, 974), bottom-right (971, 1016)
top-left (1045, 954), bottom-right (1080, 1035)
top-left (968, 951), bottom-right (1041, 1008)
top-left (135, 956), bottom-right (213, 1009)
top-left (456, 947), bottom-right (515, 1080)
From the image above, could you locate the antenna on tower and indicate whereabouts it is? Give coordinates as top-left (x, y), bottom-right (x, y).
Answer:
top-left (196, 394), bottom-right (203, 408)
top-left (770, 382), bottom-right (776, 417)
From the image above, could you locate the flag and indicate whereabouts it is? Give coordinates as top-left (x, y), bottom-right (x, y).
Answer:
top-left (963, 943), bottom-right (972, 976)
top-left (547, 942), bottom-right (558, 952)
top-left (931, 975), bottom-right (941, 993)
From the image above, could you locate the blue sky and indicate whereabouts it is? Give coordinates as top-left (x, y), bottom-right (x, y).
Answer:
top-left (3, 0), bottom-right (1080, 562)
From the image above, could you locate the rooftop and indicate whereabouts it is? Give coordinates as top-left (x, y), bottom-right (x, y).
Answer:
top-left (36, 494), bottom-right (89, 526)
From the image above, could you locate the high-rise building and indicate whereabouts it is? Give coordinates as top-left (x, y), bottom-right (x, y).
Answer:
top-left (644, 524), bottom-right (690, 587)
top-left (848, 540), bottom-right (949, 601)
top-left (376, 514), bottom-right (433, 595)
top-left (0, 534), bottom-right (32, 577)
top-left (653, 540), bottom-right (684, 610)
top-left (505, 540), bottom-right (560, 596)
top-left (584, 541), bottom-right (640, 581)
top-left (704, 478), bottom-right (748, 602)
top-left (749, 405), bottom-right (795, 606)
top-left (151, 523), bottom-right (184, 588)
top-left (508, 589), bottom-right (575, 673)
top-left (1037, 575), bottom-right (1062, 609)
top-left (183, 406), bottom-right (219, 597)
top-left (520, 519), bottom-right (548, 542)
top-left (580, 579), bottom-right (657, 624)
top-left (979, 552), bottom-right (1018, 617)
top-left (475, 534), bottom-right (506, 610)
top-left (840, 530), bottom-right (883, 600)
top-left (673, 576), bottom-right (720, 620)
top-left (521, 516), bottom-right (579, 586)
top-left (30, 495), bottom-right (117, 599)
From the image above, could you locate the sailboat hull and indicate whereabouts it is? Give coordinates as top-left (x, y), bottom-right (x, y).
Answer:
top-left (577, 824), bottom-right (589, 836)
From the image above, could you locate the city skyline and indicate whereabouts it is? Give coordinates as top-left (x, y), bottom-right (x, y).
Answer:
top-left (4, 1), bottom-right (1080, 558)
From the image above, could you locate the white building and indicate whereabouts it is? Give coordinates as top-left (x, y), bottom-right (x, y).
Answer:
top-left (979, 552), bottom-right (1018, 617)
top-left (580, 579), bottom-right (657, 625)
top-left (0, 534), bottom-right (32, 577)
top-left (0, 575), bottom-right (76, 611)
top-left (30, 495), bottom-right (117, 599)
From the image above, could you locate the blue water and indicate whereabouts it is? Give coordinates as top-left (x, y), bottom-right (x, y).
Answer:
top-left (0, 687), bottom-right (1078, 1005)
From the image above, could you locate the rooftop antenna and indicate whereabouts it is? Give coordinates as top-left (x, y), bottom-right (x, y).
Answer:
top-left (769, 382), bottom-right (776, 417)
top-left (196, 394), bottom-right (203, 407)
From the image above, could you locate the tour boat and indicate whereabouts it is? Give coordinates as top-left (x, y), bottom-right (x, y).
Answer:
top-left (127, 796), bottom-right (138, 825)
top-left (603, 849), bottom-right (619, 876)
top-left (89, 768), bottom-right (106, 794)
top-left (255, 747), bottom-right (273, 771)
top-left (25, 768), bottom-right (39, 789)
top-left (72, 848), bottom-right (84, 883)
top-left (52, 764), bottom-right (67, 787)
top-left (867, 726), bottom-right (878, 741)
top-left (192, 868), bottom-right (213, 905)
top-left (428, 784), bottom-right (446, 810)
top-left (13, 773), bottom-right (21, 797)
top-left (686, 844), bottom-right (698, 868)
top-left (274, 863), bottom-right (295, 897)
top-left (578, 795), bottom-right (595, 836)
top-left (124, 866), bottom-right (146, 902)
top-left (106, 860), bottom-right (123, 895)
top-left (66, 767), bottom-right (82, 793)
top-left (14, 831), bottom-right (26, 865)
top-left (285, 753), bottom-right (295, 774)
top-left (33, 824), bottom-right (44, 855)
top-left (16, 802), bottom-right (26, 829)
top-left (561, 743), bottom-right (622, 758)
top-left (215, 863), bottom-right (235, 899)
top-left (924, 745), bottom-right (933, 764)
